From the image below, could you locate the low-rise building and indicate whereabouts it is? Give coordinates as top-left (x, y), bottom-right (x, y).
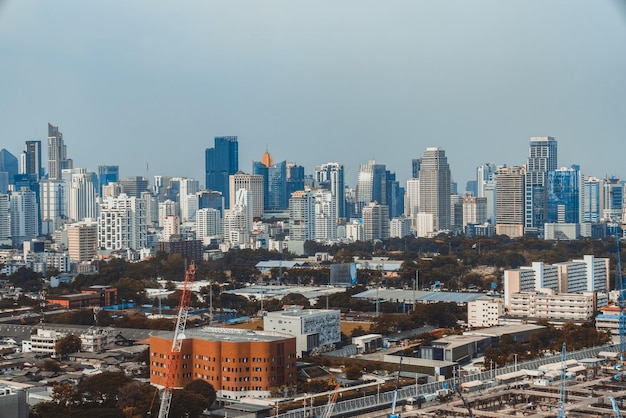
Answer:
top-left (263, 308), bottom-right (341, 357)
top-left (467, 296), bottom-right (504, 328)
top-left (508, 290), bottom-right (596, 321)
top-left (595, 305), bottom-right (621, 336)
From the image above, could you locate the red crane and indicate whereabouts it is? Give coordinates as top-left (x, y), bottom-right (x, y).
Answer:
top-left (156, 262), bottom-right (197, 418)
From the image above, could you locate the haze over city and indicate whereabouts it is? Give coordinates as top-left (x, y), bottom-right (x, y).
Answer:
top-left (1, 0), bottom-right (625, 187)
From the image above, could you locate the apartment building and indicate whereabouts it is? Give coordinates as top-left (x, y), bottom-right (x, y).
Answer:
top-left (467, 296), bottom-right (504, 328)
top-left (508, 289), bottom-right (595, 321)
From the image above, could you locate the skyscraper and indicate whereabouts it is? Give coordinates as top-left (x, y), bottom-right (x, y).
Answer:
top-left (546, 165), bottom-right (580, 224)
top-left (0, 194), bottom-right (10, 245)
top-left (362, 201), bottom-right (390, 241)
top-left (10, 188), bottom-right (39, 248)
top-left (47, 123), bottom-right (72, 180)
top-left (286, 163), bottom-right (305, 200)
top-left (99, 193), bottom-right (147, 250)
top-left (228, 173), bottom-right (264, 219)
top-left (581, 176), bottom-right (602, 224)
top-left (314, 189), bottom-right (337, 241)
top-left (289, 190), bottom-right (315, 242)
top-left (39, 180), bottom-right (65, 234)
top-left (603, 176), bottom-right (623, 221)
top-left (24, 141), bottom-right (42, 179)
top-left (525, 136), bottom-right (557, 235)
top-left (68, 169), bottom-right (98, 222)
top-left (417, 147), bottom-right (451, 231)
top-left (314, 162), bottom-right (345, 219)
top-left (205, 136), bottom-right (238, 208)
top-left (496, 165), bottom-right (526, 238)
top-left (98, 165), bottom-right (119, 196)
top-left (0, 149), bottom-right (18, 186)
top-left (356, 160), bottom-right (386, 216)
top-left (253, 149), bottom-right (288, 211)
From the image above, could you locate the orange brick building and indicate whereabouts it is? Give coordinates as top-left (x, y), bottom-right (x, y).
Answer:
top-left (47, 286), bottom-right (118, 309)
top-left (150, 328), bottom-right (297, 400)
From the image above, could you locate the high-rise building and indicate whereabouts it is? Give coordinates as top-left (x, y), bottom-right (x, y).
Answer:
top-left (24, 141), bottom-right (42, 179)
top-left (525, 136), bottom-right (558, 235)
top-left (67, 220), bottom-right (98, 262)
top-left (496, 165), bottom-right (526, 238)
top-left (223, 189), bottom-right (254, 246)
top-left (476, 163), bottom-right (497, 198)
top-left (253, 149), bottom-right (288, 211)
top-left (546, 165), bottom-right (581, 224)
top-left (362, 201), bottom-right (390, 241)
top-left (602, 176), bottom-right (622, 221)
top-left (314, 189), bottom-right (336, 241)
top-left (289, 190), bottom-right (315, 242)
top-left (39, 180), bottom-right (65, 234)
top-left (581, 176), bottom-right (602, 224)
top-left (68, 169), bottom-right (97, 222)
top-left (47, 123), bottom-right (72, 180)
top-left (356, 160), bottom-right (386, 215)
top-left (405, 178), bottom-right (420, 217)
top-left (286, 163), bottom-right (306, 201)
top-left (0, 149), bottom-right (18, 186)
top-left (228, 173), bottom-right (264, 219)
top-left (417, 147), bottom-right (451, 231)
top-left (314, 163), bottom-right (345, 219)
top-left (0, 194), bottom-right (10, 245)
top-left (462, 195), bottom-right (488, 226)
top-left (98, 193), bottom-right (147, 250)
top-left (10, 189), bottom-right (39, 248)
top-left (97, 166), bottom-right (119, 196)
top-left (205, 136), bottom-right (238, 208)
top-left (390, 216), bottom-right (411, 238)
top-left (196, 208), bottom-right (222, 242)
top-left (120, 176), bottom-right (149, 198)
top-left (158, 199), bottom-right (178, 227)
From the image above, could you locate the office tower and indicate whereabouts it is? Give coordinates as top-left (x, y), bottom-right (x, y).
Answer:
top-left (39, 180), bottom-right (65, 234)
top-left (229, 173), bottom-right (264, 219)
top-left (546, 165), bottom-right (580, 224)
top-left (0, 194), bottom-right (9, 245)
top-left (405, 178), bottom-right (420, 217)
top-left (10, 188), bottom-right (39, 247)
top-left (411, 159), bottom-right (420, 179)
top-left (417, 147), bottom-right (451, 231)
top-left (196, 208), bottom-right (222, 242)
top-left (68, 169), bottom-right (97, 222)
top-left (197, 190), bottom-right (224, 214)
top-left (141, 191), bottom-right (159, 227)
top-left (158, 200), bottom-right (178, 227)
top-left (47, 123), bottom-right (72, 180)
top-left (496, 165), bottom-right (526, 238)
top-left (98, 165), bottom-right (119, 196)
top-left (253, 149), bottom-right (287, 211)
top-left (0, 149), bottom-right (18, 186)
top-left (476, 163), bottom-right (497, 198)
top-left (525, 136), bottom-right (558, 235)
top-left (205, 136), bottom-right (238, 208)
top-left (171, 177), bottom-right (200, 222)
top-left (153, 175), bottom-right (172, 201)
top-left (314, 189), bottom-right (337, 241)
top-left (450, 193), bottom-right (462, 229)
top-left (0, 173), bottom-right (7, 195)
top-left (465, 181), bottom-right (478, 197)
top-left (386, 171), bottom-right (403, 219)
top-left (24, 141), bottom-right (42, 179)
top-left (356, 160), bottom-right (387, 216)
top-left (99, 193), bottom-right (147, 250)
top-left (120, 176), bottom-right (149, 198)
top-left (462, 195), bottom-right (488, 226)
top-left (286, 163), bottom-right (306, 200)
top-left (314, 163), bottom-right (345, 219)
top-left (289, 190), bottom-right (315, 241)
top-left (603, 176), bottom-right (622, 221)
top-left (362, 201), bottom-right (390, 241)
top-left (224, 189), bottom-right (253, 246)
top-left (102, 183), bottom-right (122, 198)
top-left (67, 220), bottom-right (98, 262)
top-left (581, 176), bottom-right (602, 223)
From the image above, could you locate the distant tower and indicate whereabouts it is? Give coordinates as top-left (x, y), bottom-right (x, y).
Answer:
top-left (603, 176), bottom-right (623, 221)
top-left (417, 147), bottom-right (451, 231)
top-left (10, 188), bottom-right (39, 248)
top-left (25, 140), bottom-right (42, 179)
top-left (205, 136), bottom-right (238, 208)
top-left (229, 173), bottom-right (264, 219)
top-left (289, 190), bottom-right (316, 241)
top-left (314, 189), bottom-right (337, 241)
top-left (362, 201), bottom-right (390, 241)
top-left (47, 123), bottom-right (72, 180)
top-left (68, 169), bottom-right (98, 222)
top-left (314, 162), bottom-right (345, 219)
top-left (0, 194), bottom-right (10, 245)
top-left (546, 165), bottom-right (580, 224)
top-left (496, 165), bottom-right (526, 238)
top-left (356, 160), bottom-right (387, 216)
top-left (581, 176), bottom-right (602, 223)
top-left (0, 149), bottom-right (18, 190)
top-left (253, 148), bottom-right (288, 211)
top-left (98, 165), bottom-right (119, 196)
top-left (525, 136), bottom-right (557, 236)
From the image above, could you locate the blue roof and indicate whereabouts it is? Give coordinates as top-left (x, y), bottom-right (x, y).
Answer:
top-left (352, 288), bottom-right (488, 304)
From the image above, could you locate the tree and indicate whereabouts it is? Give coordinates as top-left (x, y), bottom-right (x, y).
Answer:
top-left (78, 370), bottom-right (132, 407)
top-left (116, 380), bottom-right (158, 417)
top-left (183, 379), bottom-right (217, 407)
top-left (55, 334), bottom-right (82, 358)
top-left (169, 389), bottom-right (210, 418)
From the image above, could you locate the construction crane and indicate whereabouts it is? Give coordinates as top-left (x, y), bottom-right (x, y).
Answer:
top-left (318, 382), bottom-right (341, 418)
top-left (388, 356), bottom-right (403, 418)
top-left (615, 232), bottom-right (626, 362)
top-left (156, 262), bottom-right (197, 418)
top-left (609, 396), bottom-right (623, 418)
top-left (557, 342), bottom-right (566, 418)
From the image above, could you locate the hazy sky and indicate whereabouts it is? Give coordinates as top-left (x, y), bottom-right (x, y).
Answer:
top-left (1, 1), bottom-right (625, 189)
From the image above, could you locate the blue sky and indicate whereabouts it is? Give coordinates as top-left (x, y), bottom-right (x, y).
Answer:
top-left (1, 1), bottom-right (625, 189)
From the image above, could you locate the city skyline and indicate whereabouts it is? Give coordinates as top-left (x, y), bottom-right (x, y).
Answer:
top-left (1, 1), bottom-right (625, 187)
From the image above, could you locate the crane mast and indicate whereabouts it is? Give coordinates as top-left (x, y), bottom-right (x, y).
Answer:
top-left (557, 342), bottom-right (566, 418)
top-left (157, 262), bottom-right (197, 418)
top-left (388, 356), bottom-right (403, 418)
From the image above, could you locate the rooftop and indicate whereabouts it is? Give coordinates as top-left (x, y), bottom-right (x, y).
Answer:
top-left (152, 326), bottom-right (295, 343)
